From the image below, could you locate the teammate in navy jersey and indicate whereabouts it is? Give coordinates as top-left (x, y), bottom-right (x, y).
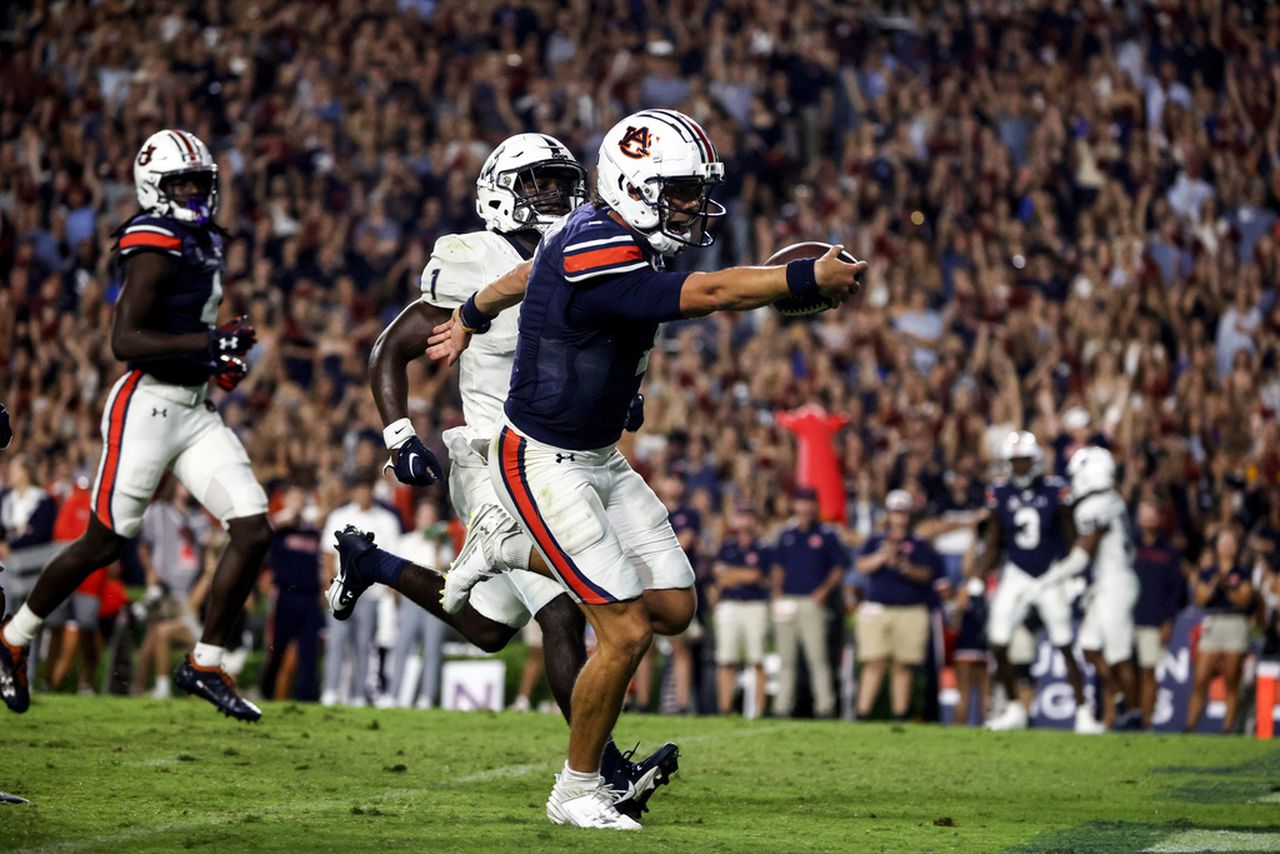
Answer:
top-left (427, 108), bottom-right (862, 829)
top-left (976, 431), bottom-right (1094, 732)
top-left (0, 130), bottom-right (268, 722)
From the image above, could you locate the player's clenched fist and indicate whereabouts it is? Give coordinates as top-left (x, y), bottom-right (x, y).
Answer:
top-left (209, 314), bottom-right (257, 358)
top-left (813, 244), bottom-right (866, 302)
top-left (385, 434), bottom-right (445, 487)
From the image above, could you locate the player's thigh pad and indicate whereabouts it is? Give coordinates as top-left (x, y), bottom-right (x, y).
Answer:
top-left (171, 412), bottom-right (268, 524)
top-left (490, 426), bottom-right (640, 604)
top-left (1094, 580), bottom-right (1137, 664)
top-left (986, 564), bottom-right (1033, 647)
top-left (1031, 579), bottom-right (1076, 648)
top-left (605, 452), bottom-right (695, 591)
top-left (92, 372), bottom-right (181, 537)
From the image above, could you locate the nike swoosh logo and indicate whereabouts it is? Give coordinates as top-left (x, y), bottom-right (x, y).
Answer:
top-left (408, 452), bottom-right (421, 471)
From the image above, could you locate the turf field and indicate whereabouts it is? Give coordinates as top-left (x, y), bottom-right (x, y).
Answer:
top-left (0, 696), bottom-right (1276, 852)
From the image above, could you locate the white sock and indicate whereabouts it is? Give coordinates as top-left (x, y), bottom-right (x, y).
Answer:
top-left (153, 676), bottom-right (171, 698)
top-left (192, 643), bottom-right (225, 668)
top-left (561, 761), bottom-right (600, 786)
top-left (3, 604), bottom-right (43, 647)
top-left (501, 533), bottom-right (532, 573)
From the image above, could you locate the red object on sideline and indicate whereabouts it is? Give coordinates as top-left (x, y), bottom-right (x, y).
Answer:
top-left (776, 404), bottom-right (848, 523)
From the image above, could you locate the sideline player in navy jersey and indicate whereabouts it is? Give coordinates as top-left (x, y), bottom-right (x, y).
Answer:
top-left (977, 431), bottom-right (1102, 733)
top-left (430, 108), bottom-right (863, 829)
top-left (0, 131), bottom-right (269, 722)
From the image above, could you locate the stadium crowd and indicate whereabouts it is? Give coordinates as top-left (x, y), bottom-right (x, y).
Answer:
top-left (2, 0), bottom-right (1279, 729)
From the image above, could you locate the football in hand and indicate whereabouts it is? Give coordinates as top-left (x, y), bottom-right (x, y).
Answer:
top-left (766, 241), bottom-right (861, 317)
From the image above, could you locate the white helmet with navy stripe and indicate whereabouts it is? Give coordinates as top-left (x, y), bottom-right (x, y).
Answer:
top-left (596, 108), bottom-right (725, 256)
top-left (476, 133), bottom-right (587, 235)
top-left (1066, 445), bottom-right (1116, 502)
top-left (134, 129), bottom-right (219, 225)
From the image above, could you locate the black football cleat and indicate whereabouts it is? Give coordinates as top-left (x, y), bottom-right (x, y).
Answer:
top-left (605, 741), bottom-right (680, 820)
top-left (326, 526), bottom-right (378, 621)
top-left (0, 621), bottom-right (30, 714)
top-left (173, 655), bottom-right (261, 722)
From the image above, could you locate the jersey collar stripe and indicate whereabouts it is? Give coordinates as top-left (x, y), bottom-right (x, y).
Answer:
top-left (563, 260), bottom-right (649, 283)
top-left (496, 428), bottom-right (614, 605)
top-left (94, 370), bottom-right (143, 529)
top-left (564, 235), bottom-right (635, 253)
top-left (563, 244), bottom-right (644, 274)
top-left (120, 232), bottom-right (183, 251)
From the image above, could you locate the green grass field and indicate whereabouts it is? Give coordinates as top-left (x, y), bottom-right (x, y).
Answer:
top-left (0, 696), bottom-right (1276, 852)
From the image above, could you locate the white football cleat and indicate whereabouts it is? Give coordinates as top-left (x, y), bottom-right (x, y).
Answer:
top-left (985, 701), bottom-right (1028, 731)
top-left (1074, 706), bottom-right (1107, 735)
top-left (546, 770), bottom-right (642, 831)
top-left (441, 504), bottom-right (510, 614)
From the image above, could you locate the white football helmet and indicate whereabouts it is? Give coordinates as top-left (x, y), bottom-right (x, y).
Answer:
top-left (1000, 430), bottom-right (1044, 488)
top-left (475, 133), bottom-right (587, 235)
top-left (1067, 445), bottom-right (1116, 502)
top-left (596, 109), bottom-right (726, 256)
top-left (134, 129), bottom-right (219, 225)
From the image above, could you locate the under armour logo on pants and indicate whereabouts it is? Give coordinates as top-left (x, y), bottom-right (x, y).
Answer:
top-left (555, 453), bottom-right (576, 463)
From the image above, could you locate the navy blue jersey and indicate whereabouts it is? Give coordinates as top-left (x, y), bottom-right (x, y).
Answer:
top-left (1133, 533), bottom-right (1185, 626)
top-left (505, 203), bottom-right (689, 450)
top-left (774, 522), bottom-right (847, 596)
top-left (117, 214), bottom-right (223, 386)
top-left (859, 533), bottom-right (946, 607)
top-left (985, 476), bottom-right (1070, 577)
top-left (714, 537), bottom-right (772, 602)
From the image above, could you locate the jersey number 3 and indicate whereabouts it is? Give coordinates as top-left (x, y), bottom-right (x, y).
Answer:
top-left (1012, 506), bottom-right (1041, 550)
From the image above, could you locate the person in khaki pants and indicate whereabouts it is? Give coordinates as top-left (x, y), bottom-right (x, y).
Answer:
top-left (713, 503), bottom-right (773, 717)
top-left (770, 487), bottom-right (846, 718)
top-left (854, 490), bottom-right (949, 720)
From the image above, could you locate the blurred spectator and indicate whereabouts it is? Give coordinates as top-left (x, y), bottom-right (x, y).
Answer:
top-left (386, 501), bottom-right (451, 709)
top-left (770, 487), bottom-right (843, 718)
top-left (1186, 528), bottom-right (1255, 733)
top-left (853, 490), bottom-right (948, 720)
top-left (659, 473), bottom-right (705, 715)
top-left (0, 454), bottom-right (58, 682)
top-left (321, 472), bottom-right (401, 708)
top-left (1133, 499), bottom-right (1187, 730)
top-left (46, 473), bottom-right (104, 694)
top-left (134, 480), bottom-right (211, 699)
top-left (712, 503), bottom-right (772, 718)
top-left (947, 576), bottom-right (989, 727)
top-left (261, 484), bottom-right (324, 702)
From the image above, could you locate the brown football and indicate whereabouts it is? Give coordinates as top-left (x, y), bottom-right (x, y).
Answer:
top-left (765, 241), bottom-right (861, 317)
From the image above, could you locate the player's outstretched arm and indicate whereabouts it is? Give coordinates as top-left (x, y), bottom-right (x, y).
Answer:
top-left (111, 253), bottom-right (216, 361)
top-left (679, 245), bottom-right (865, 318)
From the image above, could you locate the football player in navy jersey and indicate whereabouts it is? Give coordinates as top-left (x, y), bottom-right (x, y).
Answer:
top-left (428, 108), bottom-right (862, 829)
top-left (977, 431), bottom-right (1101, 733)
top-left (0, 131), bottom-right (269, 722)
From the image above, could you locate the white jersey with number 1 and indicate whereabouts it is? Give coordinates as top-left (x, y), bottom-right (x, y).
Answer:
top-left (419, 229), bottom-right (525, 434)
top-left (417, 228), bottom-right (560, 629)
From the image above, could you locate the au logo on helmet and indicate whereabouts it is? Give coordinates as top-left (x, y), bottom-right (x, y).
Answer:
top-left (137, 144), bottom-right (157, 166)
top-left (618, 126), bottom-right (653, 159)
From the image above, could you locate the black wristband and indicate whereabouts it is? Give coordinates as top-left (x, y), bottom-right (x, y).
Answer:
top-left (459, 293), bottom-right (494, 334)
top-left (785, 258), bottom-right (819, 297)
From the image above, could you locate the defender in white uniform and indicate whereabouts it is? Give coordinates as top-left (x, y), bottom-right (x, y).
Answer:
top-left (1021, 446), bottom-right (1141, 730)
top-left (334, 133), bottom-right (679, 820)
